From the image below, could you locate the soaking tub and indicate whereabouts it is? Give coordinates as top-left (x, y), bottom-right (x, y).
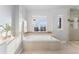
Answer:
top-left (23, 35), bottom-right (62, 51)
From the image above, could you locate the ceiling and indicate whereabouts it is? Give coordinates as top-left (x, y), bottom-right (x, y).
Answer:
top-left (23, 5), bottom-right (79, 11)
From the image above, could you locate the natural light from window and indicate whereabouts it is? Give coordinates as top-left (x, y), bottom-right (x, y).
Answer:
top-left (32, 16), bottom-right (47, 32)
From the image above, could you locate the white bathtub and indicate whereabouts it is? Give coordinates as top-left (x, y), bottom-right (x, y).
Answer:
top-left (23, 35), bottom-right (60, 42)
top-left (23, 35), bottom-right (62, 51)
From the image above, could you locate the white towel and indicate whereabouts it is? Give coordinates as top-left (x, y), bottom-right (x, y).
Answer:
top-left (73, 18), bottom-right (78, 29)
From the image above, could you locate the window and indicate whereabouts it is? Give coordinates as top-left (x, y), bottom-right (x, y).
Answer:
top-left (58, 15), bottom-right (63, 30)
top-left (58, 17), bottom-right (61, 28)
top-left (0, 6), bottom-right (12, 40)
top-left (0, 16), bottom-right (11, 39)
top-left (32, 16), bottom-right (47, 32)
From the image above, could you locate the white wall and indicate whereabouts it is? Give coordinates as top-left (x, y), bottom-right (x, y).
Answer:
top-left (52, 8), bottom-right (70, 41)
top-left (11, 5), bottom-right (19, 36)
top-left (19, 6), bottom-right (28, 33)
